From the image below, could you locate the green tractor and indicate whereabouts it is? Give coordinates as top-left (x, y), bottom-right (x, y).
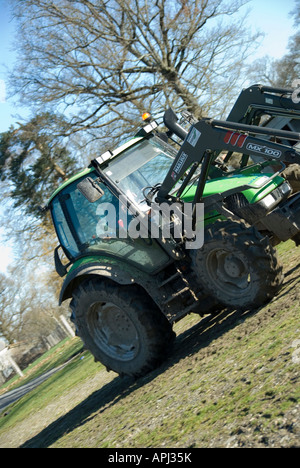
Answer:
top-left (47, 84), bottom-right (300, 377)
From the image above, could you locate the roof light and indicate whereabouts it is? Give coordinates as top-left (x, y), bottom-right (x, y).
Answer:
top-left (142, 112), bottom-right (152, 122)
top-left (96, 150), bottom-right (113, 164)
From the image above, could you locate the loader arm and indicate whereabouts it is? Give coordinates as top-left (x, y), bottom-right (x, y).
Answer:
top-left (156, 117), bottom-right (300, 202)
top-left (227, 84), bottom-right (300, 141)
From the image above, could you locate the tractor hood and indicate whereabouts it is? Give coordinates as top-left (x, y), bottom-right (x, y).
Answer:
top-left (181, 172), bottom-right (285, 205)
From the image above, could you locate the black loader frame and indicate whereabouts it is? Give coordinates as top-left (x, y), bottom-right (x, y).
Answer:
top-left (154, 85), bottom-right (300, 231)
top-left (227, 84), bottom-right (300, 135)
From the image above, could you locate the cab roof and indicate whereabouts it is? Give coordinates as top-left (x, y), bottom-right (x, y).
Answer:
top-left (46, 136), bottom-right (144, 206)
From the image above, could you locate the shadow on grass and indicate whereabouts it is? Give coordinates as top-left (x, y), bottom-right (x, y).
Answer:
top-left (19, 304), bottom-right (265, 448)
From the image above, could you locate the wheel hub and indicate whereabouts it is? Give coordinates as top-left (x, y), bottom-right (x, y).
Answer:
top-left (223, 254), bottom-right (246, 278)
top-left (88, 302), bottom-right (139, 362)
top-left (206, 248), bottom-right (250, 296)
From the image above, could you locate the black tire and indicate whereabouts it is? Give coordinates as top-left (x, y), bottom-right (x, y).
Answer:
top-left (70, 278), bottom-right (175, 378)
top-left (191, 220), bottom-right (283, 309)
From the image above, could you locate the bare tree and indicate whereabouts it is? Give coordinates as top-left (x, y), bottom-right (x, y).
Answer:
top-left (9, 0), bottom-right (260, 145)
top-left (0, 264), bottom-right (67, 346)
top-left (274, 23), bottom-right (300, 87)
top-left (247, 4), bottom-right (300, 88)
top-left (0, 272), bottom-right (35, 344)
top-left (0, 274), bottom-right (16, 344)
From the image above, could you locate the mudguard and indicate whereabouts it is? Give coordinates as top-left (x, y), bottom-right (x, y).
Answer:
top-left (59, 258), bottom-right (157, 305)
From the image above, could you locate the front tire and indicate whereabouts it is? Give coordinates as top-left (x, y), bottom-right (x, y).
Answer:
top-left (71, 279), bottom-right (175, 377)
top-left (191, 220), bottom-right (283, 309)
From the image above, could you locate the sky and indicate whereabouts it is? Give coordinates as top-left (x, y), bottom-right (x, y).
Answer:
top-left (0, 0), bottom-right (298, 272)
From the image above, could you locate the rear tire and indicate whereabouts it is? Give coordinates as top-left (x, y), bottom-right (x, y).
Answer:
top-left (191, 220), bottom-right (283, 309)
top-left (71, 279), bottom-right (175, 378)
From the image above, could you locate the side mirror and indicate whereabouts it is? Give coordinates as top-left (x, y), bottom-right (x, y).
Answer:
top-left (54, 245), bottom-right (70, 277)
top-left (77, 177), bottom-right (104, 202)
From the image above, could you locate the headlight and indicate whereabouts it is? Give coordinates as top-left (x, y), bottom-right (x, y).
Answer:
top-left (280, 181), bottom-right (292, 196)
top-left (260, 182), bottom-right (292, 211)
top-left (260, 194), bottom-right (277, 209)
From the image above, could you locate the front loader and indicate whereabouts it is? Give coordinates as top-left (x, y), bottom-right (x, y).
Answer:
top-left (167, 84), bottom-right (300, 144)
top-left (227, 84), bottom-right (300, 193)
top-left (227, 84), bottom-right (300, 139)
top-left (47, 84), bottom-right (300, 377)
top-left (163, 83), bottom-right (300, 188)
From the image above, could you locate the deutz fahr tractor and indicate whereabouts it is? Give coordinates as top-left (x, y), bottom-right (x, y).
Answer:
top-left (46, 84), bottom-right (300, 377)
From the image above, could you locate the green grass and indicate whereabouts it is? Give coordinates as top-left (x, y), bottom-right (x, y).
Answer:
top-left (0, 337), bottom-right (84, 394)
top-left (0, 343), bottom-right (101, 432)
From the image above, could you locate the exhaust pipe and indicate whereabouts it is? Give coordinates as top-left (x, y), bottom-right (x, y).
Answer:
top-left (163, 108), bottom-right (188, 141)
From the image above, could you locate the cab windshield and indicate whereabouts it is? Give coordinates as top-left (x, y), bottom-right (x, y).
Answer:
top-left (103, 137), bottom-right (176, 208)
